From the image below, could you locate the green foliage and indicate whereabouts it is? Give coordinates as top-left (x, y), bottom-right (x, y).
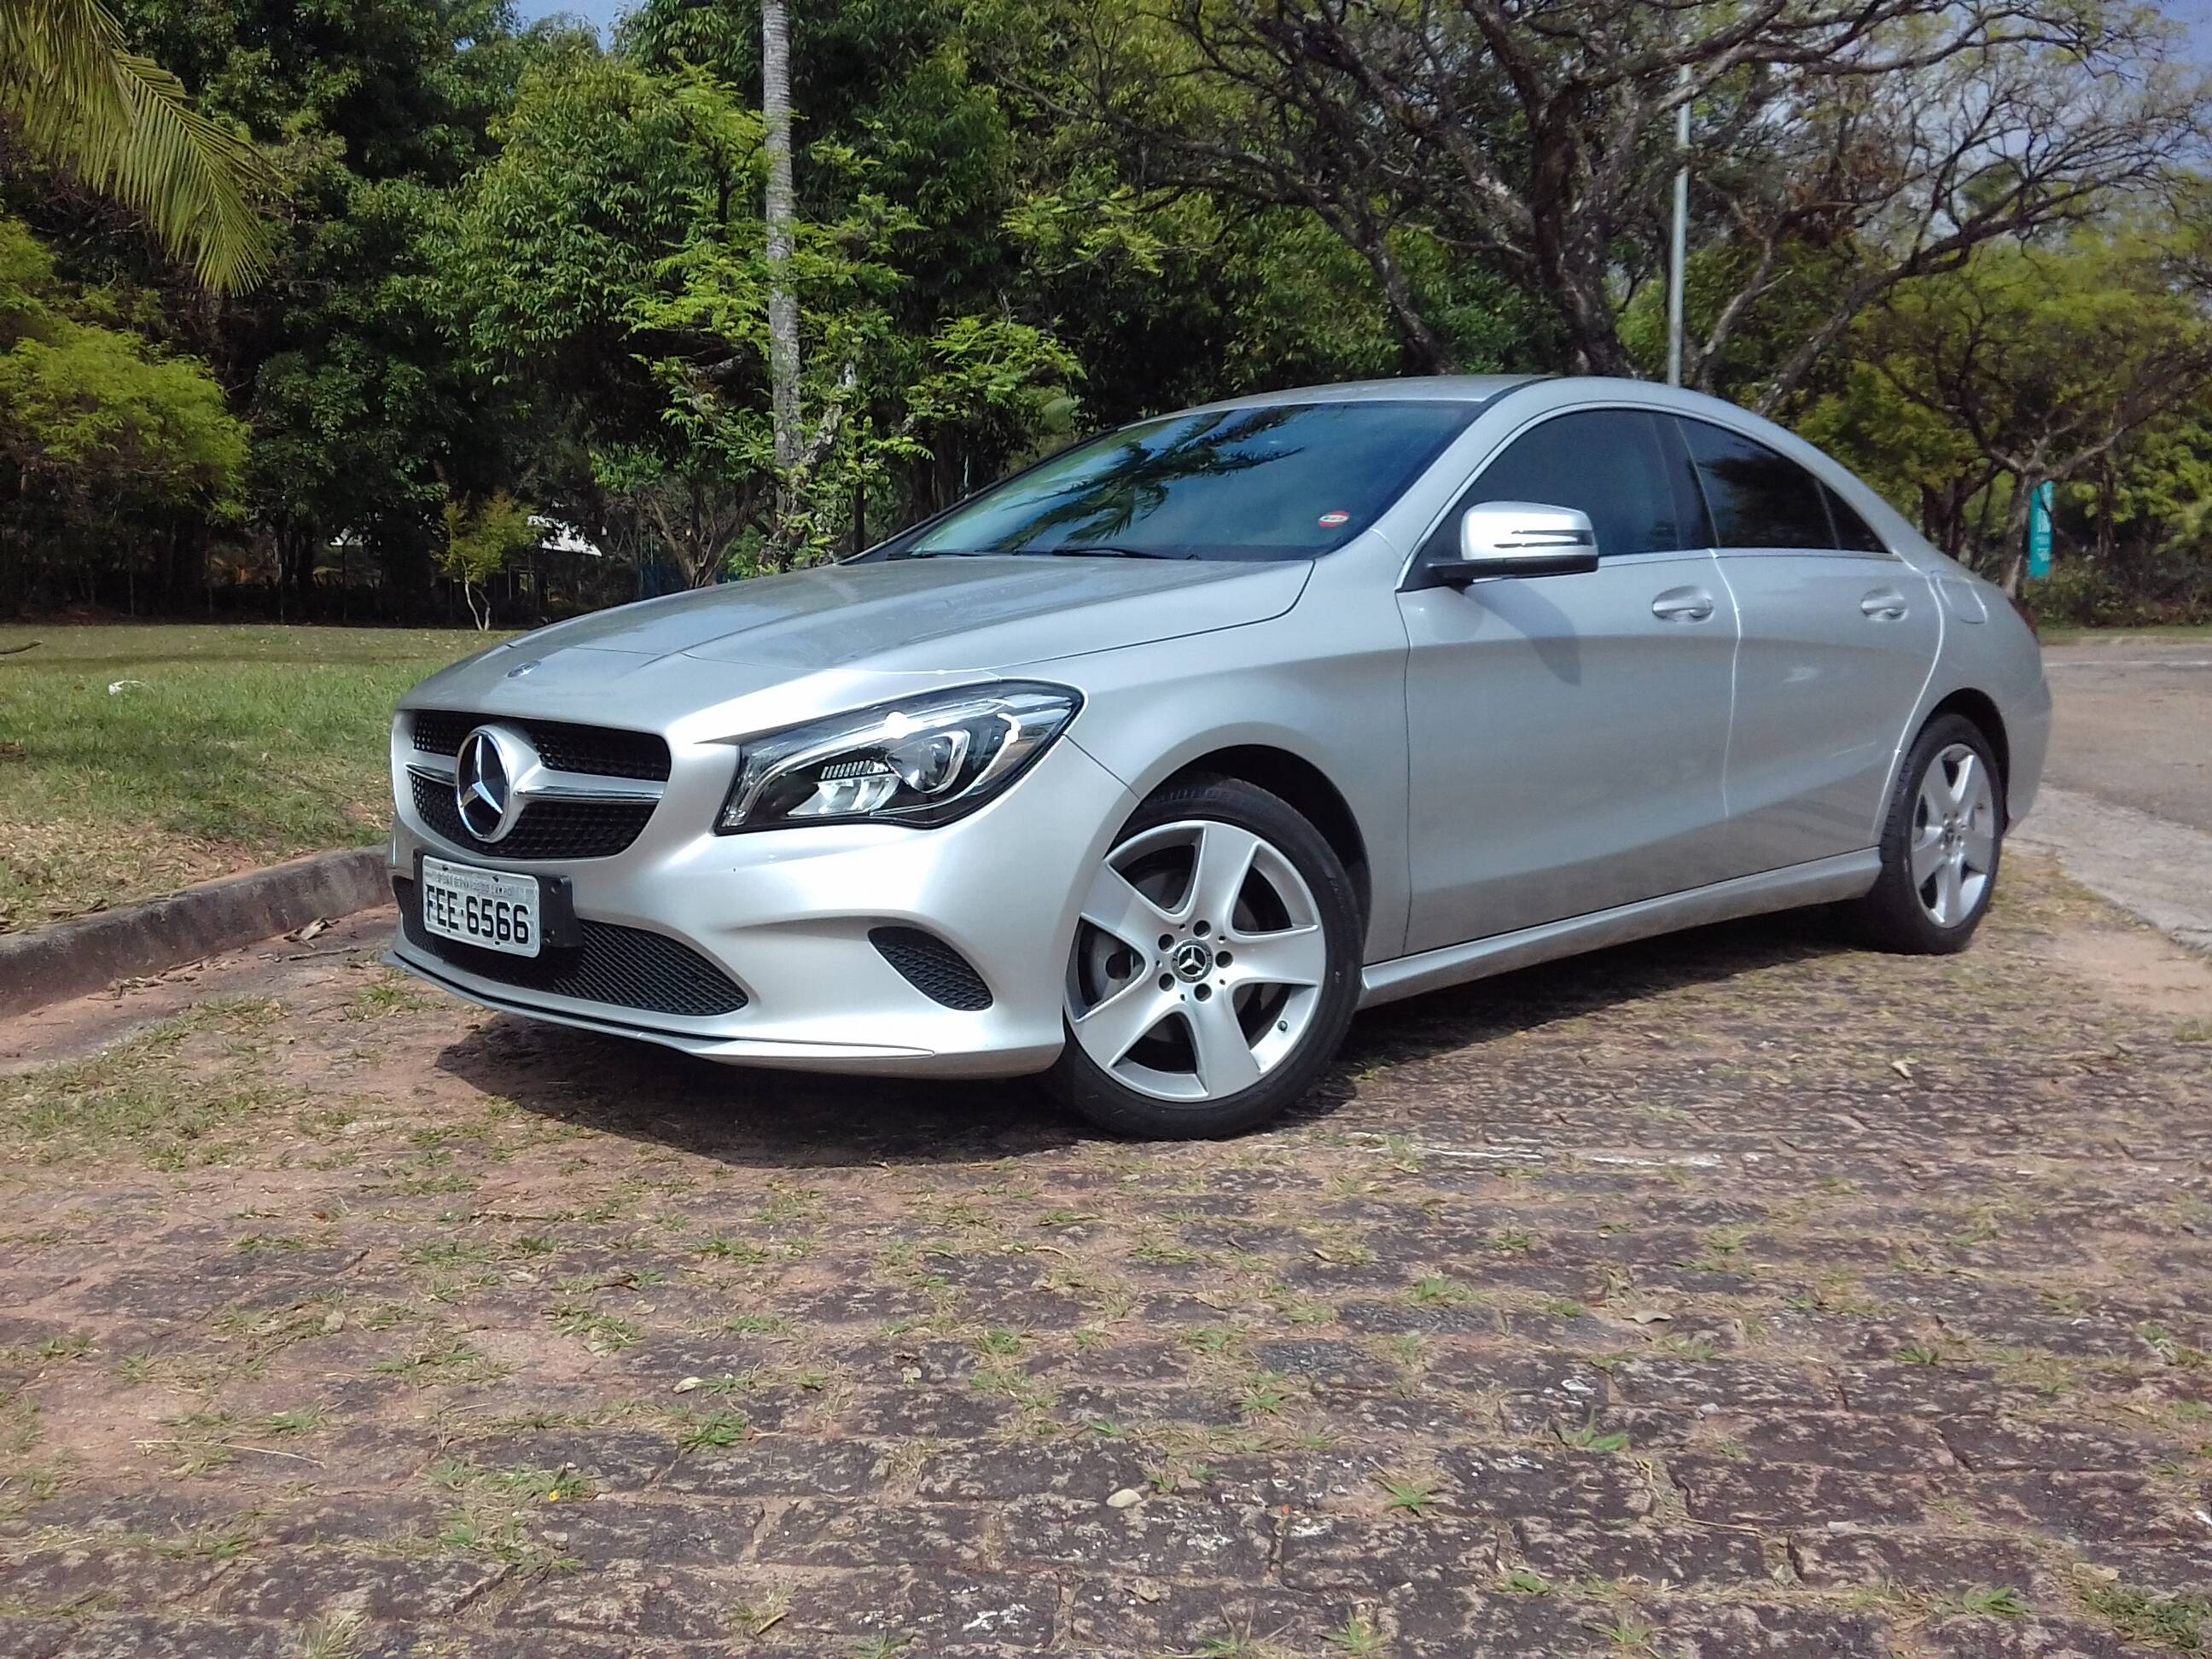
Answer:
top-left (451, 52), bottom-right (1079, 581)
top-left (440, 491), bottom-right (539, 628)
top-left (0, 0), bottom-right (277, 289)
top-left (0, 213), bottom-right (247, 597)
top-left (1800, 228), bottom-right (2212, 589)
top-left (2, 0), bottom-right (2207, 623)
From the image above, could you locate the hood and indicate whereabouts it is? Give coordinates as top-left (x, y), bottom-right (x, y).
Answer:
top-left (529, 556), bottom-right (1307, 670)
top-left (401, 555), bottom-right (1310, 730)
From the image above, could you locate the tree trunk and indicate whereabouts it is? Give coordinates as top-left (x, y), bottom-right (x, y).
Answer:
top-left (762, 0), bottom-right (802, 529)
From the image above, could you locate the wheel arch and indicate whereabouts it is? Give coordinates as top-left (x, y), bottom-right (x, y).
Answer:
top-left (1159, 745), bottom-right (1372, 928)
top-left (1923, 687), bottom-right (2011, 794)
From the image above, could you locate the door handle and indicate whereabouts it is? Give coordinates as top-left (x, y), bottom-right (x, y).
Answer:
top-left (1860, 588), bottom-right (1908, 620)
top-left (1651, 588), bottom-right (1715, 622)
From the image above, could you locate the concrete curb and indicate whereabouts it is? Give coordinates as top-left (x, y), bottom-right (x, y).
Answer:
top-left (0, 848), bottom-right (390, 1019)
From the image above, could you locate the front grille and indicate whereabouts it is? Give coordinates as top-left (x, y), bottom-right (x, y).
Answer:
top-left (408, 771), bottom-right (654, 861)
top-left (394, 877), bottom-right (747, 1017)
top-left (870, 926), bottom-right (993, 1010)
top-left (410, 710), bottom-right (671, 782)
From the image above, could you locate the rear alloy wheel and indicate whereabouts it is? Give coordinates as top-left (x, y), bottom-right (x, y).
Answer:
top-left (1853, 713), bottom-right (2005, 953)
top-left (1048, 776), bottom-right (1361, 1138)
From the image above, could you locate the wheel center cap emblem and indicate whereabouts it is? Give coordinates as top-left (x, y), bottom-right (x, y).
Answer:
top-left (455, 725), bottom-right (533, 842)
top-left (1170, 940), bottom-right (1214, 982)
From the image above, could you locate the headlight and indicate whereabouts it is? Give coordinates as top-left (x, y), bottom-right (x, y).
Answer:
top-left (716, 682), bottom-right (1082, 833)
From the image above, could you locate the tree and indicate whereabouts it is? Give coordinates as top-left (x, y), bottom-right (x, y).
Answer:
top-left (105, 0), bottom-right (544, 610)
top-left (439, 489), bottom-right (538, 628)
top-left (1053, 0), bottom-right (2204, 405)
top-left (760, 0), bottom-right (800, 509)
top-left (1800, 229), bottom-right (2212, 587)
top-left (0, 0), bottom-right (277, 289)
top-left (0, 212), bottom-right (247, 606)
top-left (445, 53), bottom-right (1078, 585)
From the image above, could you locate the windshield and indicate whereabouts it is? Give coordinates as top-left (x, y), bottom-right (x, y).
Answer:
top-left (891, 400), bottom-right (1481, 562)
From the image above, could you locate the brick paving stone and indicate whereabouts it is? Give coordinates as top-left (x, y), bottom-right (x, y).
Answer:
top-left (528, 1497), bottom-right (760, 1566)
top-left (3, 861), bottom-right (2209, 1653)
top-left (1278, 1511), bottom-right (1499, 1588)
top-left (0, 1550), bottom-right (224, 1616)
top-left (1788, 1529), bottom-right (2062, 1597)
top-left (753, 1500), bottom-right (989, 1568)
top-left (1000, 1493), bottom-right (1275, 1580)
top-left (209, 1552), bottom-right (505, 1621)
top-left (658, 1436), bottom-right (889, 1498)
top-left (1511, 1516), bottom-right (1770, 1586)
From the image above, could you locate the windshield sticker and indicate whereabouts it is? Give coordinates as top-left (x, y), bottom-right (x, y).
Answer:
top-left (1317, 510), bottom-right (1351, 528)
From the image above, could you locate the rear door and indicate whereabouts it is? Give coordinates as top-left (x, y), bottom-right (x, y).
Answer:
top-left (1669, 416), bottom-right (1942, 875)
top-left (1398, 406), bottom-right (1740, 952)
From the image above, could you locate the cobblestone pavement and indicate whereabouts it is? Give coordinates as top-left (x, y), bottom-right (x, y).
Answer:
top-left (3, 859), bottom-right (2210, 1657)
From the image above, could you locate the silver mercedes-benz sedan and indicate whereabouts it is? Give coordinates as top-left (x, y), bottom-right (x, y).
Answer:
top-left (387, 375), bottom-right (2049, 1138)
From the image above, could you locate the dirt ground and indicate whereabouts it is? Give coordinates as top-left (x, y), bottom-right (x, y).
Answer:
top-left (3, 855), bottom-right (2210, 1658)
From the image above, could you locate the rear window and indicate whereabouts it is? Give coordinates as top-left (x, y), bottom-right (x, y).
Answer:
top-left (1679, 418), bottom-right (1836, 550)
top-left (895, 400), bottom-right (1481, 562)
top-left (1823, 483), bottom-right (1889, 553)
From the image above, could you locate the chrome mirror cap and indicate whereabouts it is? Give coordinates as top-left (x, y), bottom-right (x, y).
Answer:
top-left (1448, 500), bottom-right (1600, 581)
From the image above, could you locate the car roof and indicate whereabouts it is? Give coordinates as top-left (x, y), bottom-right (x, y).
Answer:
top-left (1185, 374), bottom-right (1545, 414)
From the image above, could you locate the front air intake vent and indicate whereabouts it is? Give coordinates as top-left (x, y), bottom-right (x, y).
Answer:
top-left (395, 877), bottom-right (747, 1017)
top-left (870, 927), bottom-right (993, 1010)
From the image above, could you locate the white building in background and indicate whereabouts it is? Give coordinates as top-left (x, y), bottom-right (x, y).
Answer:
top-left (530, 516), bottom-right (604, 558)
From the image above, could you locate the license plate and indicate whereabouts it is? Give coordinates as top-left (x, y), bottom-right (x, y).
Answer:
top-left (419, 857), bottom-right (542, 958)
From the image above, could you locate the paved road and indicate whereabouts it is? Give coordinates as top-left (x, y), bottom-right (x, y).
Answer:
top-left (2, 865), bottom-right (2209, 1656)
top-left (2018, 635), bottom-right (2212, 952)
top-left (2040, 636), bottom-right (2212, 830)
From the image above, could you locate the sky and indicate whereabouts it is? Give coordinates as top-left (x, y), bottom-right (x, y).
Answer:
top-left (515, 0), bottom-right (626, 35)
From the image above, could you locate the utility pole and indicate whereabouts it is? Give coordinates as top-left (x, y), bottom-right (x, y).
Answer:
top-left (1666, 65), bottom-right (1690, 388)
top-left (762, 0), bottom-right (801, 511)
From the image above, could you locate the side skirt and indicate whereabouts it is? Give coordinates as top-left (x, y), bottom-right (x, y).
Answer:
top-left (1358, 850), bottom-right (1881, 1010)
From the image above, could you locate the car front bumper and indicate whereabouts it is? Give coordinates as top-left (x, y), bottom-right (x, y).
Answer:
top-left (385, 735), bottom-right (1137, 1076)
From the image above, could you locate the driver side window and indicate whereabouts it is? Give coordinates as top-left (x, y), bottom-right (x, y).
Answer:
top-left (1423, 409), bottom-right (1706, 564)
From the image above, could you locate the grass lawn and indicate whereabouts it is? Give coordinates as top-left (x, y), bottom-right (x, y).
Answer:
top-left (2038, 621), bottom-right (2211, 643)
top-left (0, 624), bottom-right (498, 932)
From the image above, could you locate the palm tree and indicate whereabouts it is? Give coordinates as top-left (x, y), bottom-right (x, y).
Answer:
top-left (0, 0), bottom-right (276, 292)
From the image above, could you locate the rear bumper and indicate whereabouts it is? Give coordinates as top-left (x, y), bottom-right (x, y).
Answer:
top-left (385, 736), bottom-right (1136, 1077)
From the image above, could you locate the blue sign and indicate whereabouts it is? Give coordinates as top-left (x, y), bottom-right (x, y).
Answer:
top-left (2026, 480), bottom-right (2054, 579)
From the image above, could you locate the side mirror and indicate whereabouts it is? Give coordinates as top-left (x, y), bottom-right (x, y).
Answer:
top-left (1438, 500), bottom-right (1600, 584)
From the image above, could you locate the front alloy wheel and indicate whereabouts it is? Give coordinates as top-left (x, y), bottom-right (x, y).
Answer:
top-left (1048, 776), bottom-right (1361, 1138)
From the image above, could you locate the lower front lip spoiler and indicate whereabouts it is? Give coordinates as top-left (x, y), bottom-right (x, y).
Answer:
top-left (384, 946), bottom-right (935, 1067)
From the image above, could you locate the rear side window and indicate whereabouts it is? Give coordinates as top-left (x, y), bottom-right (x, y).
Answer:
top-left (1435, 409), bottom-right (1702, 562)
top-left (1678, 418), bottom-right (1835, 550)
top-left (1823, 483), bottom-right (1889, 553)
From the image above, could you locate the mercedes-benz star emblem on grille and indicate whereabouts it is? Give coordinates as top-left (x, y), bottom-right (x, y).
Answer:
top-left (455, 725), bottom-right (534, 841)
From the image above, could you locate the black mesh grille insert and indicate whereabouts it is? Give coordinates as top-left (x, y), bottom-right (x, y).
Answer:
top-left (408, 771), bottom-right (654, 861)
top-left (870, 926), bottom-right (992, 1010)
top-left (395, 877), bottom-right (747, 1017)
top-left (410, 710), bottom-right (671, 782)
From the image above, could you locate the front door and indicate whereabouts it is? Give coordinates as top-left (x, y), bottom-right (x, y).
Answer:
top-left (1398, 408), bottom-right (1740, 955)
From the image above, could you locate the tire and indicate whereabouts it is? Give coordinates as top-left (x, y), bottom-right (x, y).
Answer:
top-left (1046, 773), bottom-right (1364, 1138)
top-left (1851, 712), bottom-right (2005, 954)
